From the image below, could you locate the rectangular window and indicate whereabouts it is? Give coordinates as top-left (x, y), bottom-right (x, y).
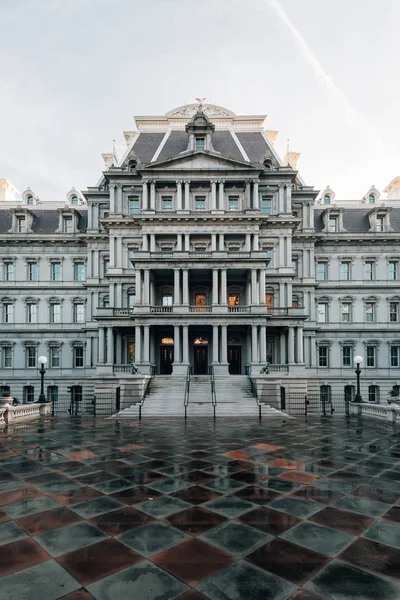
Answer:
top-left (366, 345), bottom-right (376, 367)
top-left (328, 217), bottom-right (337, 232)
top-left (3, 347), bottom-right (12, 368)
top-left (74, 262), bottom-right (85, 281)
top-left (318, 346), bottom-right (328, 367)
top-left (161, 196), bottom-right (173, 210)
top-left (103, 259), bottom-right (109, 275)
top-left (261, 197), bottom-right (272, 215)
top-left (390, 302), bottom-right (399, 323)
top-left (266, 250), bottom-right (272, 268)
top-left (5, 263), bottom-right (14, 281)
top-left (340, 262), bottom-right (350, 280)
top-left (4, 304), bottom-right (13, 323)
top-left (342, 346), bottom-right (352, 367)
top-left (317, 262), bottom-right (327, 281)
top-left (28, 304), bottom-right (37, 323)
top-left (24, 386), bottom-right (35, 402)
top-left (365, 302), bottom-right (375, 322)
top-left (228, 294), bottom-right (240, 307)
top-left (318, 302), bottom-right (327, 323)
top-left (48, 386), bottom-right (59, 402)
top-left (17, 217), bottom-right (26, 233)
top-left (388, 261), bottom-right (398, 280)
top-left (376, 217), bottom-right (384, 232)
top-left (195, 137), bottom-right (205, 149)
top-left (162, 295), bottom-right (173, 307)
top-left (51, 262), bottom-right (61, 281)
top-left (74, 346), bottom-right (84, 368)
top-left (50, 346), bottom-right (60, 368)
top-left (364, 262), bottom-right (374, 280)
top-left (390, 346), bottom-right (399, 368)
top-left (128, 294), bottom-right (136, 309)
top-left (129, 251), bottom-right (135, 269)
top-left (74, 304), bottom-right (85, 323)
top-left (368, 385), bottom-right (378, 403)
top-left (50, 303), bottom-right (61, 323)
top-left (29, 262), bottom-right (38, 281)
top-left (129, 197), bottom-right (140, 215)
top-left (265, 294), bottom-right (274, 311)
top-left (26, 346), bottom-right (36, 368)
top-left (341, 302), bottom-right (352, 322)
top-left (292, 259), bottom-right (298, 277)
top-left (195, 195), bottom-right (207, 210)
top-left (228, 196), bottom-right (239, 211)
top-left (63, 217), bottom-right (73, 233)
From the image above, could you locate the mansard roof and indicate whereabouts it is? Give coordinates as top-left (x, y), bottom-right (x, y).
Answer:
top-left (0, 209), bottom-right (87, 234)
top-left (314, 208), bottom-right (400, 233)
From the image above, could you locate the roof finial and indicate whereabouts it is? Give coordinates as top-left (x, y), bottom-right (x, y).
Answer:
top-left (112, 139), bottom-right (116, 154)
top-left (195, 97), bottom-right (207, 106)
top-left (287, 137), bottom-right (290, 153)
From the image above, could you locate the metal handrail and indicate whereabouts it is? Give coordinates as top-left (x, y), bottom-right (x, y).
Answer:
top-left (210, 366), bottom-right (217, 419)
top-left (138, 373), bottom-right (154, 420)
top-left (184, 365), bottom-right (191, 419)
top-left (246, 371), bottom-right (262, 420)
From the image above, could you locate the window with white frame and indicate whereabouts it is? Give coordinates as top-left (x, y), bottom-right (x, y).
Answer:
top-left (51, 262), bottom-right (62, 281)
top-left (26, 346), bottom-right (36, 368)
top-left (28, 262), bottom-right (38, 281)
top-left (323, 195), bottom-right (331, 205)
top-left (27, 303), bottom-right (37, 324)
top-left (340, 261), bottom-right (351, 281)
top-left (266, 250), bottom-right (272, 268)
top-left (366, 345), bottom-right (376, 367)
top-left (317, 301), bottom-right (328, 323)
top-left (3, 346), bottom-right (12, 368)
top-left (364, 261), bottom-right (374, 280)
top-left (128, 293), bottom-right (136, 309)
top-left (317, 262), bottom-right (327, 281)
top-left (388, 261), bottom-right (398, 280)
top-left (368, 194), bottom-right (375, 205)
top-left (376, 217), bottom-right (384, 232)
top-left (5, 263), bottom-right (14, 281)
top-left (390, 346), bottom-right (399, 368)
top-left (73, 346), bottom-right (84, 368)
top-left (26, 195), bottom-right (34, 206)
top-left (292, 259), bottom-right (298, 277)
top-left (47, 385), bottom-right (59, 402)
top-left (365, 302), bottom-right (375, 322)
top-left (341, 302), bottom-right (352, 322)
top-left (17, 217), bottom-right (26, 233)
top-left (328, 217), bottom-right (337, 232)
top-left (74, 262), bottom-right (85, 281)
top-left (195, 195), bottom-right (207, 211)
top-left (390, 302), bottom-right (399, 323)
top-left (63, 217), bottom-right (73, 233)
top-left (23, 385), bottom-right (35, 402)
top-left (318, 346), bottom-right (329, 367)
top-left (50, 302), bottom-right (61, 323)
top-left (50, 346), bottom-right (60, 368)
top-left (162, 294), bottom-right (173, 307)
top-left (103, 259), bottom-right (109, 275)
top-left (368, 385), bottom-right (379, 402)
top-left (129, 196), bottom-right (140, 215)
top-left (70, 196), bottom-right (78, 206)
top-left (74, 303), bottom-right (85, 323)
top-left (4, 303), bottom-right (13, 323)
top-left (342, 345), bottom-right (352, 367)
top-left (195, 136), bottom-right (205, 150)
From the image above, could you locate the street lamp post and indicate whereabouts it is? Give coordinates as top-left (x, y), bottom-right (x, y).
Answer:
top-left (37, 356), bottom-right (48, 403)
top-left (353, 355), bottom-right (364, 403)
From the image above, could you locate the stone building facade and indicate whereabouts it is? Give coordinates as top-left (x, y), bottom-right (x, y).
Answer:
top-left (0, 103), bottom-right (399, 406)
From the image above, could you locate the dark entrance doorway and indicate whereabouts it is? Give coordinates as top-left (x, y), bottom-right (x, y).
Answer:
top-left (280, 386), bottom-right (286, 410)
top-left (160, 345), bottom-right (174, 374)
top-left (194, 346), bottom-right (208, 374)
top-left (228, 345), bottom-right (241, 374)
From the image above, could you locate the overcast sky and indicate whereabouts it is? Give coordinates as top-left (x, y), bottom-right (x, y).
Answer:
top-left (1, 0), bottom-right (399, 201)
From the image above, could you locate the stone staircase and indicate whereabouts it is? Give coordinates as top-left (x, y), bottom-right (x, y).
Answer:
top-left (186, 375), bottom-right (214, 417)
top-left (115, 376), bottom-right (186, 418)
top-left (214, 376), bottom-right (291, 418)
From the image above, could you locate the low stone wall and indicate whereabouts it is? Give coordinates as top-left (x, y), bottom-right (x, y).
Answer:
top-left (349, 403), bottom-right (400, 423)
top-left (0, 403), bottom-right (51, 424)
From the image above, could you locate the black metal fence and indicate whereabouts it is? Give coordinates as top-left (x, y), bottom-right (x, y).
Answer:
top-left (266, 392), bottom-right (350, 418)
top-left (50, 394), bottom-right (117, 418)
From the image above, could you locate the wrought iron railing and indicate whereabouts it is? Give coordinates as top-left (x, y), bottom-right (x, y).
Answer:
top-left (184, 365), bottom-right (191, 419)
top-left (138, 375), bottom-right (153, 420)
top-left (210, 366), bottom-right (217, 419)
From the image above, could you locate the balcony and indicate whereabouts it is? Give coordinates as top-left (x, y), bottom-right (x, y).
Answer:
top-left (108, 305), bottom-right (307, 319)
top-left (145, 251), bottom-right (256, 261)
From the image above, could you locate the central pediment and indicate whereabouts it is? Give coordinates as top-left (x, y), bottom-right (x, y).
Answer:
top-left (141, 151), bottom-right (261, 172)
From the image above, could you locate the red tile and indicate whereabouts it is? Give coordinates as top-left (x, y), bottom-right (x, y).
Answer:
top-left (309, 506), bottom-right (374, 535)
top-left (58, 590), bottom-right (96, 600)
top-left (0, 538), bottom-right (51, 577)
top-left (289, 590), bottom-right (325, 600)
top-left (221, 451), bottom-right (251, 459)
top-left (253, 444), bottom-right (284, 452)
top-left (177, 591), bottom-right (209, 600)
top-left (66, 451), bottom-right (97, 460)
top-left (49, 486), bottom-right (104, 506)
top-left (382, 506), bottom-right (400, 523)
top-left (339, 537), bottom-right (400, 580)
top-left (90, 507), bottom-right (154, 535)
top-left (152, 538), bottom-right (235, 586)
top-left (56, 538), bottom-right (144, 586)
top-left (17, 507), bottom-right (83, 536)
top-left (268, 459), bottom-right (305, 470)
top-left (0, 486), bottom-right (44, 507)
top-left (118, 444), bottom-right (143, 451)
top-left (277, 471), bottom-right (319, 484)
top-left (0, 507), bottom-right (11, 523)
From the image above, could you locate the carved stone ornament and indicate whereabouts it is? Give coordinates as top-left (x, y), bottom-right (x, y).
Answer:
top-left (167, 104), bottom-right (234, 119)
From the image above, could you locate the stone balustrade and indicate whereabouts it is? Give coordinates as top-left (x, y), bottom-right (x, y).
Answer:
top-left (349, 402), bottom-right (400, 422)
top-left (1, 402), bottom-right (51, 424)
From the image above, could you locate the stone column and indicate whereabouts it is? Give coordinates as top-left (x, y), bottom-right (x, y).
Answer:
top-left (211, 180), bottom-right (217, 211)
top-left (143, 325), bottom-right (150, 363)
top-left (182, 325), bottom-right (189, 363)
top-left (211, 234), bottom-right (217, 252)
top-left (251, 269), bottom-right (258, 305)
top-left (310, 336), bottom-right (317, 366)
top-left (135, 325), bottom-right (141, 363)
top-left (86, 337), bottom-right (92, 368)
top-left (218, 234), bottom-right (224, 251)
top-left (98, 327), bottom-right (105, 364)
top-left (184, 234), bottom-right (190, 251)
top-left (280, 331), bottom-right (286, 364)
top-left (245, 234), bottom-right (251, 252)
top-left (177, 234), bottom-right (183, 252)
top-left (288, 327), bottom-right (295, 364)
top-left (296, 327), bottom-right (304, 363)
top-left (260, 325), bottom-right (267, 363)
top-left (221, 325), bottom-right (228, 363)
top-left (135, 269), bottom-right (142, 305)
top-left (278, 185), bottom-right (284, 214)
top-left (109, 283), bottom-right (115, 308)
top-left (182, 269), bottom-right (189, 305)
top-left (279, 283), bottom-right (285, 308)
top-left (150, 234), bottom-right (156, 252)
top-left (142, 234), bottom-right (149, 251)
top-left (174, 325), bottom-right (181, 363)
top-left (110, 236), bottom-right (115, 268)
top-left (143, 269), bottom-right (150, 305)
top-left (212, 270), bottom-right (219, 305)
top-left (176, 180), bottom-right (182, 211)
top-left (106, 327), bottom-right (114, 364)
top-left (109, 184), bottom-right (116, 213)
top-left (218, 181), bottom-right (224, 210)
top-left (245, 180), bottom-right (251, 209)
top-left (253, 180), bottom-right (259, 210)
top-left (142, 181), bottom-right (148, 210)
top-left (116, 283), bottom-right (122, 307)
top-left (284, 185), bottom-right (291, 213)
top-left (253, 233), bottom-right (259, 251)
top-left (184, 180), bottom-right (190, 210)
top-left (251, 325), bottom-right (258, 363)
top-left (174, 269), bottom-right (181, 305)
top-left (259, 269), bottom-right (266, 304)
top-left (213, 325), bottom-right (219, 363)
top-left (279, 237), bottom-right (285, 267)
top-left (150, 181), bottom-right (156, 211)
top-left (220, 269), bottom-right (227, 305)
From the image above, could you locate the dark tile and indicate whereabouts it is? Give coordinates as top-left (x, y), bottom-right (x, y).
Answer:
top-left (306, 559), bottom-right (400, 600)
top-left (4, 495), bottom-right (61, 519)
top-left (152, 537), bottom-right (235, 586)
top-left (230, 471), bottom-right (270, 484)
top-left (0, 485), bottom-right (44, 506)
top-left (176, 591), bottom-right (208, 600)
top-left (202, 477), bottom-right (247, 494)
top-left (232, 485), bottom-right (281, 505)
top-left (164, 506), bottom-right (227, 535)
top-left (339, 537), bottom-right (400, 580)
top-left (0, 537), bottom-right (51, 577)
top-left (0, 520), bottom-right (27, 545)
top-left (0, 507), bottom-right (11, 523)
top-left (147, 477), bottom-right (192, 494)
top-left (177, 470), bottom-right (218, 484)
top-left (268, 496), bottom-right (324, 518)
top-left (382, 506), bottom-right (400, 523)
top-left (333, 494), bottom-right (391, 517)
top-left (156, 464), bottom-right (192, 476)
top-left (117, 520), bottom-right (190, 557)
top-left (238, 506), bottom-right (301, 536)
top-left (202, 496), bottom-right (255, 518)
top-left (288, 589), bottom-right (324, 599)
top-left (70, 496), bottom-right (126, 519)
top-left (246, 537), bottom-right (329, 585)
top-left (363, 519), bottom-right (400, 549)
top-left (56, 537), bottom-right (144, 585)
top-left (310, 505), bottom-right (374, 535)
top-left (17, 506), bottom-right (83, 535)
top-left (312, 479), bottom-right (361, 493)
top-left (135, 495), bottom-right (191, 518)
top-left (90, 478), bottom-right (135, 495)
top-left (350, 484), bottom-right (399, 504)
top-left (87, 560), bottom-right (188, 600)
top-left (259, 478), bottom-right (301, 493)
top-left (50, 485), bottom-right (104, 506)
top-left (171, 485), bottom-right (222, 505)
top-left (90, 506), bottom-right (154, 535)
top-left (75, 471), bottom-right (115, 485)
top-left (197, 560), bottom-right (297, 600)
top-left (109, 485), bottom-right (162, 504)
top-left (201, 521), bottom-right (272, 556)
top-left (201, 465), bottom-right (239, 477)
top-left (0, 560), bottom-right (80, 599)
top-left (35, 521), bottom-right (109, 557)
top-left (282, 520), bottom-right (355, 557)
top-left (24, 472), bottom-right (70, 485)
top-left (290, 485), bottom-right (343, 505)
top-left (57, 590), bottom-right (96, 600)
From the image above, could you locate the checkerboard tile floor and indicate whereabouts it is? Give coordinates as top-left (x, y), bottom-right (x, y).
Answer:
top-left (0, 416), bottom-right (399, 600)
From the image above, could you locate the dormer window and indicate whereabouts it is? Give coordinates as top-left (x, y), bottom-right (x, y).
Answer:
top-left (376, 217), bottom-right (384, 232)
top-left (368, 194), bottom-right (375, 205)
top-left (263, 160), bottom-right (272, 171)
top-left (323, 195), bottom-right (331, 205)
top-left (18, 217), bottom-right (26, 233)
top-left (70, 196), bottom-right (78, 206)
top-left (328, 217), bottom-right (337, 232)
top-left (63, 217), bottom-right (73, 233)
top-left (195, 137), bottom-right (206, 150)
top-left (26, 195), bottom-right (34, 206)
top-left (128, 160), bottom-right (137, 171)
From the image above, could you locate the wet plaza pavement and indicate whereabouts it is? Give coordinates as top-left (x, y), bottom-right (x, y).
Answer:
top-left (0, 416), bottom-right (399, 600)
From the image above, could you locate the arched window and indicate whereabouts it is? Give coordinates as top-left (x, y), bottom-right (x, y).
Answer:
top-left (26, 195), bottom-right (34, 205)
top-left (368, 385), bottom-right (379, 403)
top-left (263, 160), bottom-right (272, 171)
top-left (23, 385), bottom-right (35, 403)
top-left (70, 196), bottom-right (78, 206)
top-left (368, 194), bottom-right (375, 205)
top-left (128, 160), bottom-right (137, 171)
top-left (323, 194), bottom-right (331, 205)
